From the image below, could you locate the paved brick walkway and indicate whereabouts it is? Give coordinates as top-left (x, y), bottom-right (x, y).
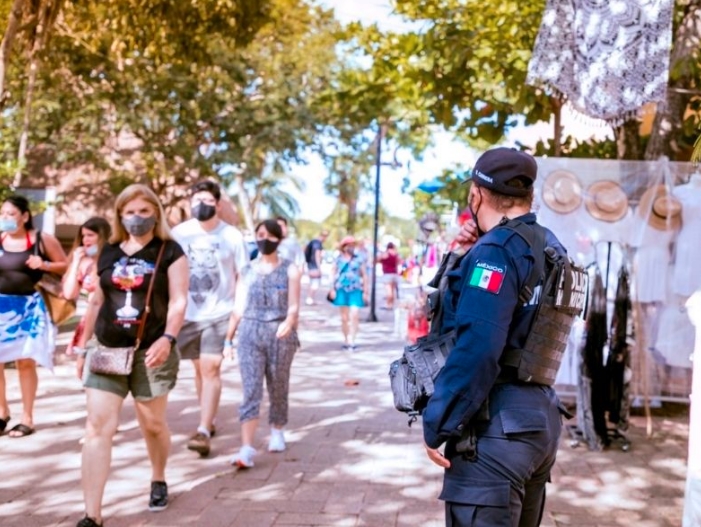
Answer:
top-left (0, 299), bottom-right (689, 526)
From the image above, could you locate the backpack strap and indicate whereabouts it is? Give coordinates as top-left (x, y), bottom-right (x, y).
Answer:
top-left (498, 219), bottom-right (547, 304)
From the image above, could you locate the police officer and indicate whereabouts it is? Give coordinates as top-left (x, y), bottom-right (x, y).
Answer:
top-left (423, 147), bottom-right (569, 527)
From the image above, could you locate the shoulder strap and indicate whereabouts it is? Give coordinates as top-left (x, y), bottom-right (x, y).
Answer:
top-left (33, 230), bottom-right (42, 256)
top-left (499, 219), bottom-right (547, 304)
top-left (135, 241), bottom-right (166, 348)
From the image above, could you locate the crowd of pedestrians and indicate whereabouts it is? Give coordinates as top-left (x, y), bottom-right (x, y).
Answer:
top-left (0, 180), bottom-right (429, 527)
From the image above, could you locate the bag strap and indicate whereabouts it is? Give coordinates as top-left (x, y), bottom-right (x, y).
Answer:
top-left (135, 241), bottom-right (166, 348)
top-left (334, 258), bottom-right (353, 288)
top-left (499, 219), bottom-right (547, 304)
top-left (33, 230), bottom-right (42, 256)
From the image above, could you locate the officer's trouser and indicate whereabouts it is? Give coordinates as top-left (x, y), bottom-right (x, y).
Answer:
top-left (440, 383), bottom-right (564, 527)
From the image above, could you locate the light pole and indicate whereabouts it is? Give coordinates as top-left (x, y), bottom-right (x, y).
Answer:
top-left (367, 125), bottom-right (383, 322)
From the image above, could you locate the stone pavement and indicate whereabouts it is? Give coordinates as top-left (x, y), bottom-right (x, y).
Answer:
top-left (0, 298), bottom-right (690, 527)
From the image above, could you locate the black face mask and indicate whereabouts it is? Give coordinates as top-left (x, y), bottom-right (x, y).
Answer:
top-left (257, 239), bottom-right (280, 255)
top-left (192, 203), bottom-right (217, 222)
top-left (468, 189), bottom-right (486, 238)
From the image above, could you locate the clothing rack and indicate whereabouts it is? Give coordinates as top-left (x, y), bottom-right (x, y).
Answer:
top-left (567, 240), bottom-right (631, 452)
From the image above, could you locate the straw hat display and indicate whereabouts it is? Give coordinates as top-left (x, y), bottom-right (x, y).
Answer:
top-left (584, 180), bottom-right (629, 222)
top-left (637, 184), bottom-right (682, 231)
top-left (541, 170), bottom-right (583, 214)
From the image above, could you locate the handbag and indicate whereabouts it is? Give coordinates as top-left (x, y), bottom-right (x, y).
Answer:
top-left (34, 232), bottom-right (77, 325)
top-left (89, 242), bottom-right (166, 376)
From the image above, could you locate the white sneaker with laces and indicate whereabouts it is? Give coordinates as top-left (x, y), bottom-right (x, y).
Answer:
top-left (230, 445), bottom-right (257, 468)
top-left (268, 430), bottom-right (286, 452)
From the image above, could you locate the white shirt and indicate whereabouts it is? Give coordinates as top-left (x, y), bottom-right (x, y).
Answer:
top-left (277, 237), bottom-right (305, 267)
top-left (672, 183), bottom-right (701, 296)
top-left (172, 219), bottom-right (249, 322)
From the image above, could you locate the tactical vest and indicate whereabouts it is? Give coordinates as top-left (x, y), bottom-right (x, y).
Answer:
top-left (498, 219), bottom-right (587, 386)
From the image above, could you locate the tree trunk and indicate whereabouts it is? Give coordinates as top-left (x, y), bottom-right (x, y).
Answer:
top-left (551, 97), bottom-right (563, 157)
top-left (13, 0), bottom-right (62, 188)
top-left (235, 174), bottom-right (255, 233)
top-left (645, 1), bottom-right (701, 161)
top-left (0, 0), bottom-right (26, 110)
top-left (346, 199), bottom-right (358, 234)
top-left (614, 119), bottom-right (642, 160)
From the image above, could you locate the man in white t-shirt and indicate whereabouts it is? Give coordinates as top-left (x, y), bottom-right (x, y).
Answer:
top-left (276, 216), bottom-right (305, 267)
top-left (172, 180), bottom-right (248, 457)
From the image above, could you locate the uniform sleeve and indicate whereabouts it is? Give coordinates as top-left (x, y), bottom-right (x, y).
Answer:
top-left (422, 240), bottom-right (529, 449)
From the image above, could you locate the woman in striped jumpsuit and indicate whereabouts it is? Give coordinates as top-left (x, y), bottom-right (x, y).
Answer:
top-left (225, 219), bottom-right (301, 468)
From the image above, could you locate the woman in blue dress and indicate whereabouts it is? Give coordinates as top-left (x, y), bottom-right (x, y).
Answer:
top-left (330, 235), bottom-right (368, 350)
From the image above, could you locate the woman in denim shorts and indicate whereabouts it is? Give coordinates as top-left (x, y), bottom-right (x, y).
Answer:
top-left (73, 184), bottom-right (189, 527)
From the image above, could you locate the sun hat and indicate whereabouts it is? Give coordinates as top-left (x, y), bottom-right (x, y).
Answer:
top-left (637, 184), bottom-right (682, 231)
top-left (584, 180), bottom-right (629, 222)
top-left (541, 169), bottom-right (582, 214)
top-left (465, 147), bottom-right (537, 197)
top-left (339, 235), bottom-right (356, 248)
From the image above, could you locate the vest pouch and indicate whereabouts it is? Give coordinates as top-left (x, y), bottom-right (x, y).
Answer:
top-left (389, 357), bottom-right (422, 413)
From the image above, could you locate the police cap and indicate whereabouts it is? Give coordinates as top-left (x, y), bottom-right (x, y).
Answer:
top-left (467, 147), bottom-right (537, 197)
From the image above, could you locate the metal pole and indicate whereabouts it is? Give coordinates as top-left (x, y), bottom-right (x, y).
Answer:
top-left (367, 125), bottom-right (383, 322)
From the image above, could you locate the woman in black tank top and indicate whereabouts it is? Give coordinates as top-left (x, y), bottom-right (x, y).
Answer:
top-left (0, 195), bottom-right (67, 438)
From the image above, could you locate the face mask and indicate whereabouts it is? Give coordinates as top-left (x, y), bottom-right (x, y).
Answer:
top-left (85, 245), bottom-right (99, 257)
top-left (0, 218), bottom-right (18, 232)
top-left (122, 215), bottom-right (156, 237)
top-left (192, 203), bottom-right (217, 222)
top-left (257, 239), bottom-right (280, 255)
top-left (468, 189), bottom-right (486, 238)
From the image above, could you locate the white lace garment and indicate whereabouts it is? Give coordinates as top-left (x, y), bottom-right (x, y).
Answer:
top-left (526, 0), bottom-right (674, 124)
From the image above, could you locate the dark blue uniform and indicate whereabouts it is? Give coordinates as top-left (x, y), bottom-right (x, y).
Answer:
top-left (423, 213), bottom-right (567, 527)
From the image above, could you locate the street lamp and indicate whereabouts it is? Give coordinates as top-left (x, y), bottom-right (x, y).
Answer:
top-left (367, 125), bottom-right (384, 322)
top-left (367, 124), bottom-right (400, 323)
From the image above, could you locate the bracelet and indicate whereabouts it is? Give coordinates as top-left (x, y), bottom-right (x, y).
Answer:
top-left (162, 333), bottom-right (177, 346)
top-left (73, 347), bottom-right (87, 358)
top-left (223, 340), bottom-right (234, 347)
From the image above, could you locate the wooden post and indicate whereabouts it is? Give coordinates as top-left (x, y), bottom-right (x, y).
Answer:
top-left (683, 291), bottom-right (701, 526)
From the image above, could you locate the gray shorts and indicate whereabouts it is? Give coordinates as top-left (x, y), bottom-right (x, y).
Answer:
top-left (83, 344), bottom-right (180, 401)
top-left (178, 314), bottom-right (230, 360)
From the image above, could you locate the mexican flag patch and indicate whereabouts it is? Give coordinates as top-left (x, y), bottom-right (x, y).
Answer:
top-left (468, 261), bottom-right (506, 294)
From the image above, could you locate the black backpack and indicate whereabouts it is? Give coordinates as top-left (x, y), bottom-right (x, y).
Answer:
top-left (388, 250), bottom-right (465, 423)
top-left (304, 240), bottom-right (315, 263)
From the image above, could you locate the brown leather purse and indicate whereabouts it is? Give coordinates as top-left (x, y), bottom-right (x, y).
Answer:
top-left (89, 242), bottom-right (166, 376)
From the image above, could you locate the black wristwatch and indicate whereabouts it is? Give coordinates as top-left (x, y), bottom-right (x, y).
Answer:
top-left (162, 333), bottom-right (177, 346)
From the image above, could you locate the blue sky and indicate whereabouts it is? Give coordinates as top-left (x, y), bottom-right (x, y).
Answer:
top-left (287, 0), bottom-right (612, 222)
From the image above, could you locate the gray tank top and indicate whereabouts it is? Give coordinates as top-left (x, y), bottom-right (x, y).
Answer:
top-left (241, 259), bottom-right (290, 322)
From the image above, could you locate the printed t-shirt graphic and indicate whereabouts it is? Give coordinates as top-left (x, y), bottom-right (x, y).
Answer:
top-left (111, 256), bottom-right (155, 326)
top-left (468, 261), bottom-right (506, 294)
top-left (172, 219), bottom-right (248, 322)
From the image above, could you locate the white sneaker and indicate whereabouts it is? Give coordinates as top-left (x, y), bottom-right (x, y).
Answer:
top-left (229, 445), bottom-right (257, 468)
top-left (268, 430), bottom-right (286, 452)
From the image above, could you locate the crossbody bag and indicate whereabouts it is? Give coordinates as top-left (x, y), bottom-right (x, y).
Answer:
top-left (89, 241), bottom-right (166, 376)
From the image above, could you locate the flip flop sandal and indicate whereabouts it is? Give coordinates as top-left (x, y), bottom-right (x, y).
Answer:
top-left (8, 423), bottom-right (35, 438)
top-left (0, 416), bottom-right (9, 433)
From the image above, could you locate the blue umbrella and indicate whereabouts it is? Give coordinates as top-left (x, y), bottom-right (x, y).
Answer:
top-left (417, 179), bottom-right (445, 193)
